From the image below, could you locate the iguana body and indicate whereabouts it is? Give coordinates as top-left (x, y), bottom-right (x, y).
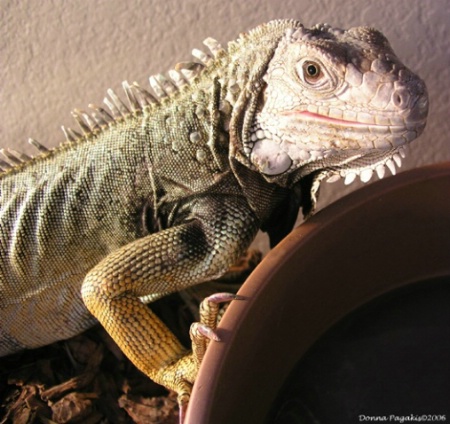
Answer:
top-left (0, 20), bottom-right (428, 419)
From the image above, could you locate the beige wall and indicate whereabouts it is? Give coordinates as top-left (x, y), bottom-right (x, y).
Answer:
top-left (1, 0), bottom-right (449, 212)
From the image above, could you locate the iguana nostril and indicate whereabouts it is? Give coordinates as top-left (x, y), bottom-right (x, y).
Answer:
top-left (392, 88), bottom-right (411, 109)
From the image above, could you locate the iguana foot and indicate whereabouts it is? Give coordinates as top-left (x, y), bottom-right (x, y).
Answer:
top-left (177, 292), bottom-right (245, 422)
top-left (190, 292), bottom-right (245, 368)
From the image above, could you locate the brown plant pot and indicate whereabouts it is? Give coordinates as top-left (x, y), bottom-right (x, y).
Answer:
top-left (186, 162), bottom-right (450, 424)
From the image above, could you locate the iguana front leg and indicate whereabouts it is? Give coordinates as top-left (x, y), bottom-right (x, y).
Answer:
top-left (80, 197), bottom-right (259, 419)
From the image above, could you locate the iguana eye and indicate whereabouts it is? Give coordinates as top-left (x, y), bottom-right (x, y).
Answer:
top-left (302, 61), bottom-right (322, 83)
top-left (296, 58), bottom-right (337, 92)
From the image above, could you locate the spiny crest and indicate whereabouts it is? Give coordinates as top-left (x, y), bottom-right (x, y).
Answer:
top-left (0, 37), bottom-right (226, 173)
top-left (68, 35), bottom-right (225, 136)
top-left (240, 19), bottom-right (302, 41)
top-left (0, 140), bottom-right (47, 172)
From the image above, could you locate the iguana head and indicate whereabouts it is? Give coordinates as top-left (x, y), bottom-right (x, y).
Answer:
top-left (243, 23), bottom-right (428, 187)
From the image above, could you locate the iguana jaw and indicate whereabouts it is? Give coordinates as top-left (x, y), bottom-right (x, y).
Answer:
top-left (245, 105), bottom-right (425, 185)
top-left (249, 138), bottom-right (407, 186)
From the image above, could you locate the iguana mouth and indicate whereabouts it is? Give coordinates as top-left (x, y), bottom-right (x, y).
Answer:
top-left (283, 110), bottom-right (372, 127)
top-left (281, 110), bottom-right (424, 132)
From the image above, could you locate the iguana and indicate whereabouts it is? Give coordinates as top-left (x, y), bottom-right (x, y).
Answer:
top-left (0, 20), bottom-right (428, 421)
